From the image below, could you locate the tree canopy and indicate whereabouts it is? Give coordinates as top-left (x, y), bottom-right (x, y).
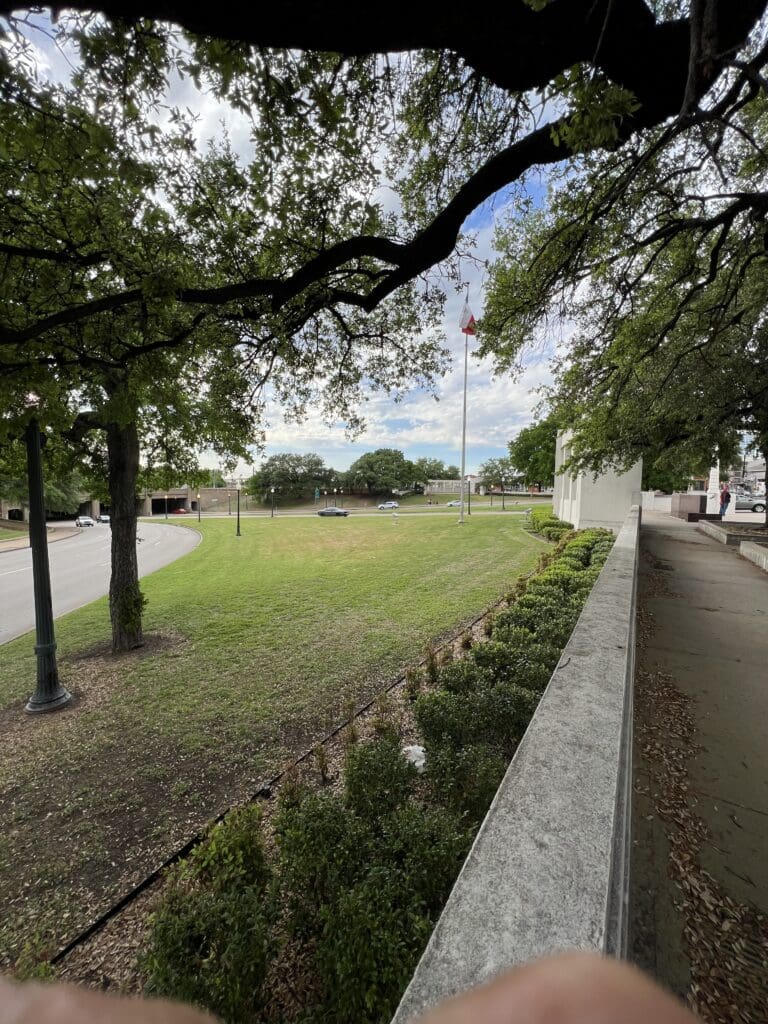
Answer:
top-left (1, 0), bottom-right (765, 375)
top-left (507, 416), bottom-right (559, 488)
top-left (347, 448), bottom-right (418, 495)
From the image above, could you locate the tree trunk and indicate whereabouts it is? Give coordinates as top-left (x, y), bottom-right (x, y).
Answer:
top-left (106, 420), bottom-right (145, 652)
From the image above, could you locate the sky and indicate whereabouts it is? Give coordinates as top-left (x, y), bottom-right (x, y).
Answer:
top-left (23, 19), bottom-right (562, 478)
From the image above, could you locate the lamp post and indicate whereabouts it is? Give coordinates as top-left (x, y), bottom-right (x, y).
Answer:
top-left (501, 478), bottom-right (506, 512)
top-left (197, 492), bottom-right (201, 522)
top-left (164, 493), bottom-right (168, 519)
top-left (467, 477), bottom-right (471, 516)
top-left (333, 487), bottom-right (337, 506)
top-left (236, 486), bottom-right (241, 536)
top-left (227, 491), bottom-right (232, 515)
top-left (339, 488), bottom-right (343, 508)
top-left (24, 419), bottom-right (71, 714)
top-left (270, 486), bottom-right (275, 518)
top-left (324, 490), bottom-right (328, 507)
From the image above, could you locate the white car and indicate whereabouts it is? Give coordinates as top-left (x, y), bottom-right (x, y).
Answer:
top-left (445, 499), bottom-right (462, 507)
top-left (75, 515), bottom-right (95, 527)
top-left (378, 501), bottom-right (399, 510)
top-left (97, 513), bottom-right (110, 524)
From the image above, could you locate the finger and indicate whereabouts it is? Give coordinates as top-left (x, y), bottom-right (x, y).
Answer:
top-left (415, 952), bottom-right (697, 1024)
top-left (0, 976), bottom-right (219, 1024)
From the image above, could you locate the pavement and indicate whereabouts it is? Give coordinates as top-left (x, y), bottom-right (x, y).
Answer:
top-left (630, 511), bottom-right (768, 1020)
top-left (0, 525), bottom-right (78, 554)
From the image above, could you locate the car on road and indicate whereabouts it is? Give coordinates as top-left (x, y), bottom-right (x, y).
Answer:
top-left (734, 494), bottom-right (766, 512)
top-left (317, 506), bottom-right (349, 517)
top-left (75, 515), bottom-right (95, 527)
top-left (377, 501), bottom-right (399, 510)
top-left (171, 508), bottom-right (189, 514)
top-left (97, 514), bottom-right (110, 524)
top-left (445, 499), bottom-right (462, 507)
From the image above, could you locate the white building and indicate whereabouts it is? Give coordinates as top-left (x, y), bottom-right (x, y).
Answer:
top-left (553, 430), bottom-right (642, 532)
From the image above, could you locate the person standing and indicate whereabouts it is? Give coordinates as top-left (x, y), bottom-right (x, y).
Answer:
top-left (719, 483), bottom-right (731, 518)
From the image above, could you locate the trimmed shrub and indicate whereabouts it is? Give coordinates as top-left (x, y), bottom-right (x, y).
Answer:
top-left (377, 803), bottom-right (473, 915)
top-left (144, 882), bottom-right (274, 1024)
top-left (416, 682), bottom-right (538, 758)
top-left (187, 805), bottom-right (270, 894)
top-left (438, 657), bottom-right (489, 695)
top-left (344, 737), bottom-right (416, 822)
top-left (275, 791), bottom-right (373, 933)
top-left (427, 742), bottom-right (508, 826)
top-left (314, 867), bottom-right (433, 1024)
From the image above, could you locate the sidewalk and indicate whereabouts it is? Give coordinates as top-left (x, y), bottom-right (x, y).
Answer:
top-left (631, 511), bottom-right (768, 1023)
top-left (0, 526), bottom-right (79, 554)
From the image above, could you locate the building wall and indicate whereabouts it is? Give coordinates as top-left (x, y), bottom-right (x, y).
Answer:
top-left (555, 430), bottom-right (642, 531)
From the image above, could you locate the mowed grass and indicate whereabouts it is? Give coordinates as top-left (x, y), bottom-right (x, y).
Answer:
top-left (0, 514), bottom-right (544, 964)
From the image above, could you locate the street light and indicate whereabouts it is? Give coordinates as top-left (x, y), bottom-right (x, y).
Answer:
top-left (467, 477), bottom-right (471, 516)
top-left (324, 490), bottom-right (328, 507)
top-left (270, 486), bottom-right (276, 518)
top-left (197, 492), bottom-right (201, 523)
top-left (236, 485), bottom-right (241, 536)
top-left (24, 418), bottom-right (71, 714)
top-left (228, 490), bottom-right (232, 515)
top-left (501, 478), bottom-right (506, 511)
top-left (333, 487), bottom-right (337, 506)
top-left (164, 493), bottom-right (168, 519)
top-left (339, 488), bottom-right (343, 508)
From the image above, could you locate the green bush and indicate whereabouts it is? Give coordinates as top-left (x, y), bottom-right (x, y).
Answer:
top-left (314, 867), bottom-right (433, 1024)
top-left (144, 879), bottom-right (274, 1024)
top-left (416, 682), bottom-right (538, 758)
top-left (377, 803), bottom-right (473, 915)
top-left (344, 737), bottom-right (417, 822)
top-left (187, 805), bottom-right (270, 894)
top-left (438, 656), bottom-right (490, 695)
top-left (427, 742), bottom-right (508, 825)
top-left (275, 790), bottom-right (373, 934)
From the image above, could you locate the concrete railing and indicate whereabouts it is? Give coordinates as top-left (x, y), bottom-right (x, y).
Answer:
top-left (392, 506), bottom-right (641, 1023)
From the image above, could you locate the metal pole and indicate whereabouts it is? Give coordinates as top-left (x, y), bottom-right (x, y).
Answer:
top-left (467, 477), bottom-right (471, 515)
top-left (502, 480), bottom-right (506, 512)
top-left (24, 420), bottom-right (71, 714)
top-left (228, 491), bottom-right (231, 515)
top-left (236, 488), bottom-right (241, 536)
top-left (459, 329), bottom-right (468, 524)
top-left (164, 494), bottom-right (168, 519)
top-left (271, 488), bottom-right (275, 518)
top-left (197, 493), bottom-right (201, 522)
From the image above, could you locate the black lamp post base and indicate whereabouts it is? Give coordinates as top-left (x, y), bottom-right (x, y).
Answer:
top-left (25, 686), bottom-right (72, 714)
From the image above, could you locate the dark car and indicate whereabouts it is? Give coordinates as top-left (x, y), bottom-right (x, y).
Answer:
top-left (734, 493), bottom-right (766, 513)
top-left (171, 507), bottom-right (189, 514)
top-left (317, 506), bottom-right (349, 517)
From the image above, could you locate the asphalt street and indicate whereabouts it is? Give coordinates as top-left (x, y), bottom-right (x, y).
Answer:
top-left (0, 521), bottom-right (200, 645)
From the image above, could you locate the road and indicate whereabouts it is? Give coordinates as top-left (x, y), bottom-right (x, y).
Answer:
top-left (0, 521), bottom-right (200, 646)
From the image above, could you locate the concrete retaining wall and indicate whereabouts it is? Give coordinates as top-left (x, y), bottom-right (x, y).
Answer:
top-left (740, 541), bottom-right (768, 573)
top-left (392, 507), bottom-right (641, 1023)
top-left (641, 491), bottom-right (672, 513)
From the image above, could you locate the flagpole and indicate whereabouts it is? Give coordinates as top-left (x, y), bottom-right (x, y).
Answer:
top-left (459, 326), bottom-right (468, 525)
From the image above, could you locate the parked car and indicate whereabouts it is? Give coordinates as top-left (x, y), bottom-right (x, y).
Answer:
top-left (734, 494), bottom-right (766, 512)
top-left (377, 501), bottom-right (399, 510)
top-left (75, 515), bottom-right (95, 527)
top-left (445, 499), bottom-right (462, 507)
top-left (317, 506), bottom-right (349, 517)
top-left (171, 508), bottom-right (189, 514)
top-left (97, 513), bottom-right (110, 523)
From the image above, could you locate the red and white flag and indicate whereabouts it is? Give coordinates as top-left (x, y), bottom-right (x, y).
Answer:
top-left (459, 302), bottom-right (476, 335)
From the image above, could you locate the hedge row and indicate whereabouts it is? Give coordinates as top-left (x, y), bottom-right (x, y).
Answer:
top-left (141, 521), bottom-right (614, 1024)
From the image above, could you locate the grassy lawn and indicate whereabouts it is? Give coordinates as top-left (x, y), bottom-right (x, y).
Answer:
top-left (0, 514), bottom-right (544, 967)
top-left (0, 524), bottom-right (27, 543)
